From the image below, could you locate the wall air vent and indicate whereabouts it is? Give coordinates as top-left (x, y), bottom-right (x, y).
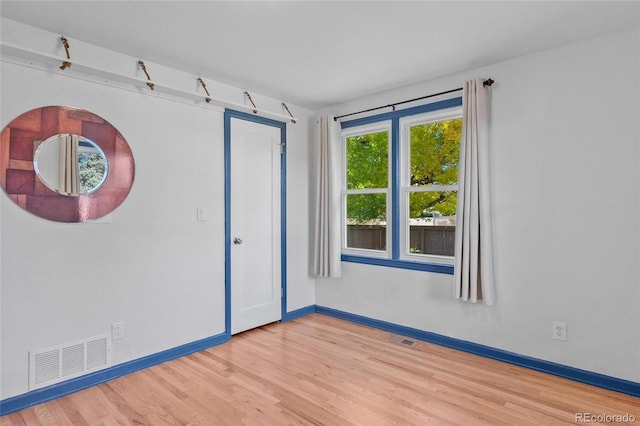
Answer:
top-left (29, 333), bottom-right (111, 390)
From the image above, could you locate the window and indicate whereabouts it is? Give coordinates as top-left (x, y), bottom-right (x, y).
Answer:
top-left (341, 98), bottom-right (462, 273)
top-left (342, 123), bottom-right (391, 256)
top-left (400, 110), bottom-right (462, 260)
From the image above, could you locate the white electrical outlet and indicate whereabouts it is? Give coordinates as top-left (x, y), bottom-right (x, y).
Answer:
top-left (111, 322), bottom-right (124, 340)
top-left (552, 321), bottom-right (567, 341)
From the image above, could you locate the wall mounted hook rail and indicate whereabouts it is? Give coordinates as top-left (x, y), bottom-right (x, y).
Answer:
top-left (0, 40), bottom-right (297, 123)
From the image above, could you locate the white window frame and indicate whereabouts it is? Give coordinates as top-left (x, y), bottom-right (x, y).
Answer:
top-left (399, 107), bottom-right (462, 265)
top-left (341, 121), bottom-right (392, 259)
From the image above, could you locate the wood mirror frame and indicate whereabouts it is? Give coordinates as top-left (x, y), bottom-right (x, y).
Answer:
top-left (0, 106), bottom-right (135, 222)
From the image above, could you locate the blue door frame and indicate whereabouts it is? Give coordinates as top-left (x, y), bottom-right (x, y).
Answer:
top-left (223, 109), bottom-right (287, 338)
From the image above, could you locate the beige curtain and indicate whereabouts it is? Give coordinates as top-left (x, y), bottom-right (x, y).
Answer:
top-left (314, 115), bottom-right (342, 277)
top-left (58, 134), bottom-right (79, 195)
top-left (454, 79), bottom-right (495, 304)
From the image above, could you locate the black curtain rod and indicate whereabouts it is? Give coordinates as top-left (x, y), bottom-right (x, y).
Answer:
top-left (334, 78), bottom-right (494, 121)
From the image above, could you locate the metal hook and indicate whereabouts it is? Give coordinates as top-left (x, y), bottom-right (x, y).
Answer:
top-left (138, 60), bottom-right (154, 90)
top-left (282, 102), bottom-right (297, 124)
top-left (59, 36), bottom-right (71, 70)
top-left (198, 78), bottom-right (212, 103)
top-left (244, 91), bottom-right (258, 114)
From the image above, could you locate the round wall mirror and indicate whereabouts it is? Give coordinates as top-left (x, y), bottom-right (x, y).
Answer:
top-left (0, 106), bottom-right (135, 222)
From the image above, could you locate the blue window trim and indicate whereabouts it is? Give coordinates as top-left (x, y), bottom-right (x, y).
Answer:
top-left (340, 97), bottom-right (462, 275)
top-left (341, 255), bottom-right (454, 275)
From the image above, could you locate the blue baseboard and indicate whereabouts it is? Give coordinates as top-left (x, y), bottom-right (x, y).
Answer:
top-left (0, 332), bottom-right (230, 416)
top-left (1, 303), bottom-right (315, 416)
top-left (0, 303), bottom-right (316, 416)
top-left (3, 305), bottom-right (638, 416)
top-left (315, 305), bottom-right (640, 398)
top-left (282, 305), bottom-right (316, 322)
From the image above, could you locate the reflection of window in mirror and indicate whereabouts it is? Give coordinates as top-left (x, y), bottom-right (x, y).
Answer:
top-left (33, 134), bottom-right (108, 196)
top-left (78, 139), bottom-right (108, 193)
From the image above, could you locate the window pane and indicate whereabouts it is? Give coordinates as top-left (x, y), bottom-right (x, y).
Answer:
top-left (410, 118), bottom-right (461, 186)
top-left (78, 152), bottom-right (107, 193)
top-left (346, 130), bottom-right (388, 189)
top-left (408, 191), bottom-right (456, 256)
top-left (346, 193), bottom-right (386, 251)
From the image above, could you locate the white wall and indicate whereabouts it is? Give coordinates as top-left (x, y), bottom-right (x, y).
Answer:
top-left (0, 19), bottom-right (315, 399)
top-left (2, 17), bottom-right (637, 403)
top-left (316, 27), bottom-right (640, 382)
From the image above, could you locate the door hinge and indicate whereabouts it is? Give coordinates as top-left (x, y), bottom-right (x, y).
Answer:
top-left (279, 143), bottom-right (285, 155)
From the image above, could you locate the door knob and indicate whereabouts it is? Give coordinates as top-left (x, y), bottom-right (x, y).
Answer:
top-left (233, 237), bottom-right (243, 245)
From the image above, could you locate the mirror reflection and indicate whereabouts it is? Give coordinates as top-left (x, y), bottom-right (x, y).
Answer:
top-left (34, 134), bottom-right (108, 196)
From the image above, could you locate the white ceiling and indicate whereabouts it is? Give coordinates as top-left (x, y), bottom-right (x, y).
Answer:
top-left (1, 1), bottom-right (638, 110)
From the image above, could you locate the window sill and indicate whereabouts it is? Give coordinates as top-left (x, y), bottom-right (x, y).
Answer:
top-left (341, 254), bottom-right (454, 275)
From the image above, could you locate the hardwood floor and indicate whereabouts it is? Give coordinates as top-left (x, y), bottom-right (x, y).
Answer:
top-left (2, 314), bottom-right (639, 425)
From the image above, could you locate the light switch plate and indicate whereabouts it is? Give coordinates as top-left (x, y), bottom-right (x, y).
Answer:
top-left (197, 207), bottom-right (207, 222)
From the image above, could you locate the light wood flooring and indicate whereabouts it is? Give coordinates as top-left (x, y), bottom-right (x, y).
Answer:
top-left (1, 314), bottom-right (639, 425)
